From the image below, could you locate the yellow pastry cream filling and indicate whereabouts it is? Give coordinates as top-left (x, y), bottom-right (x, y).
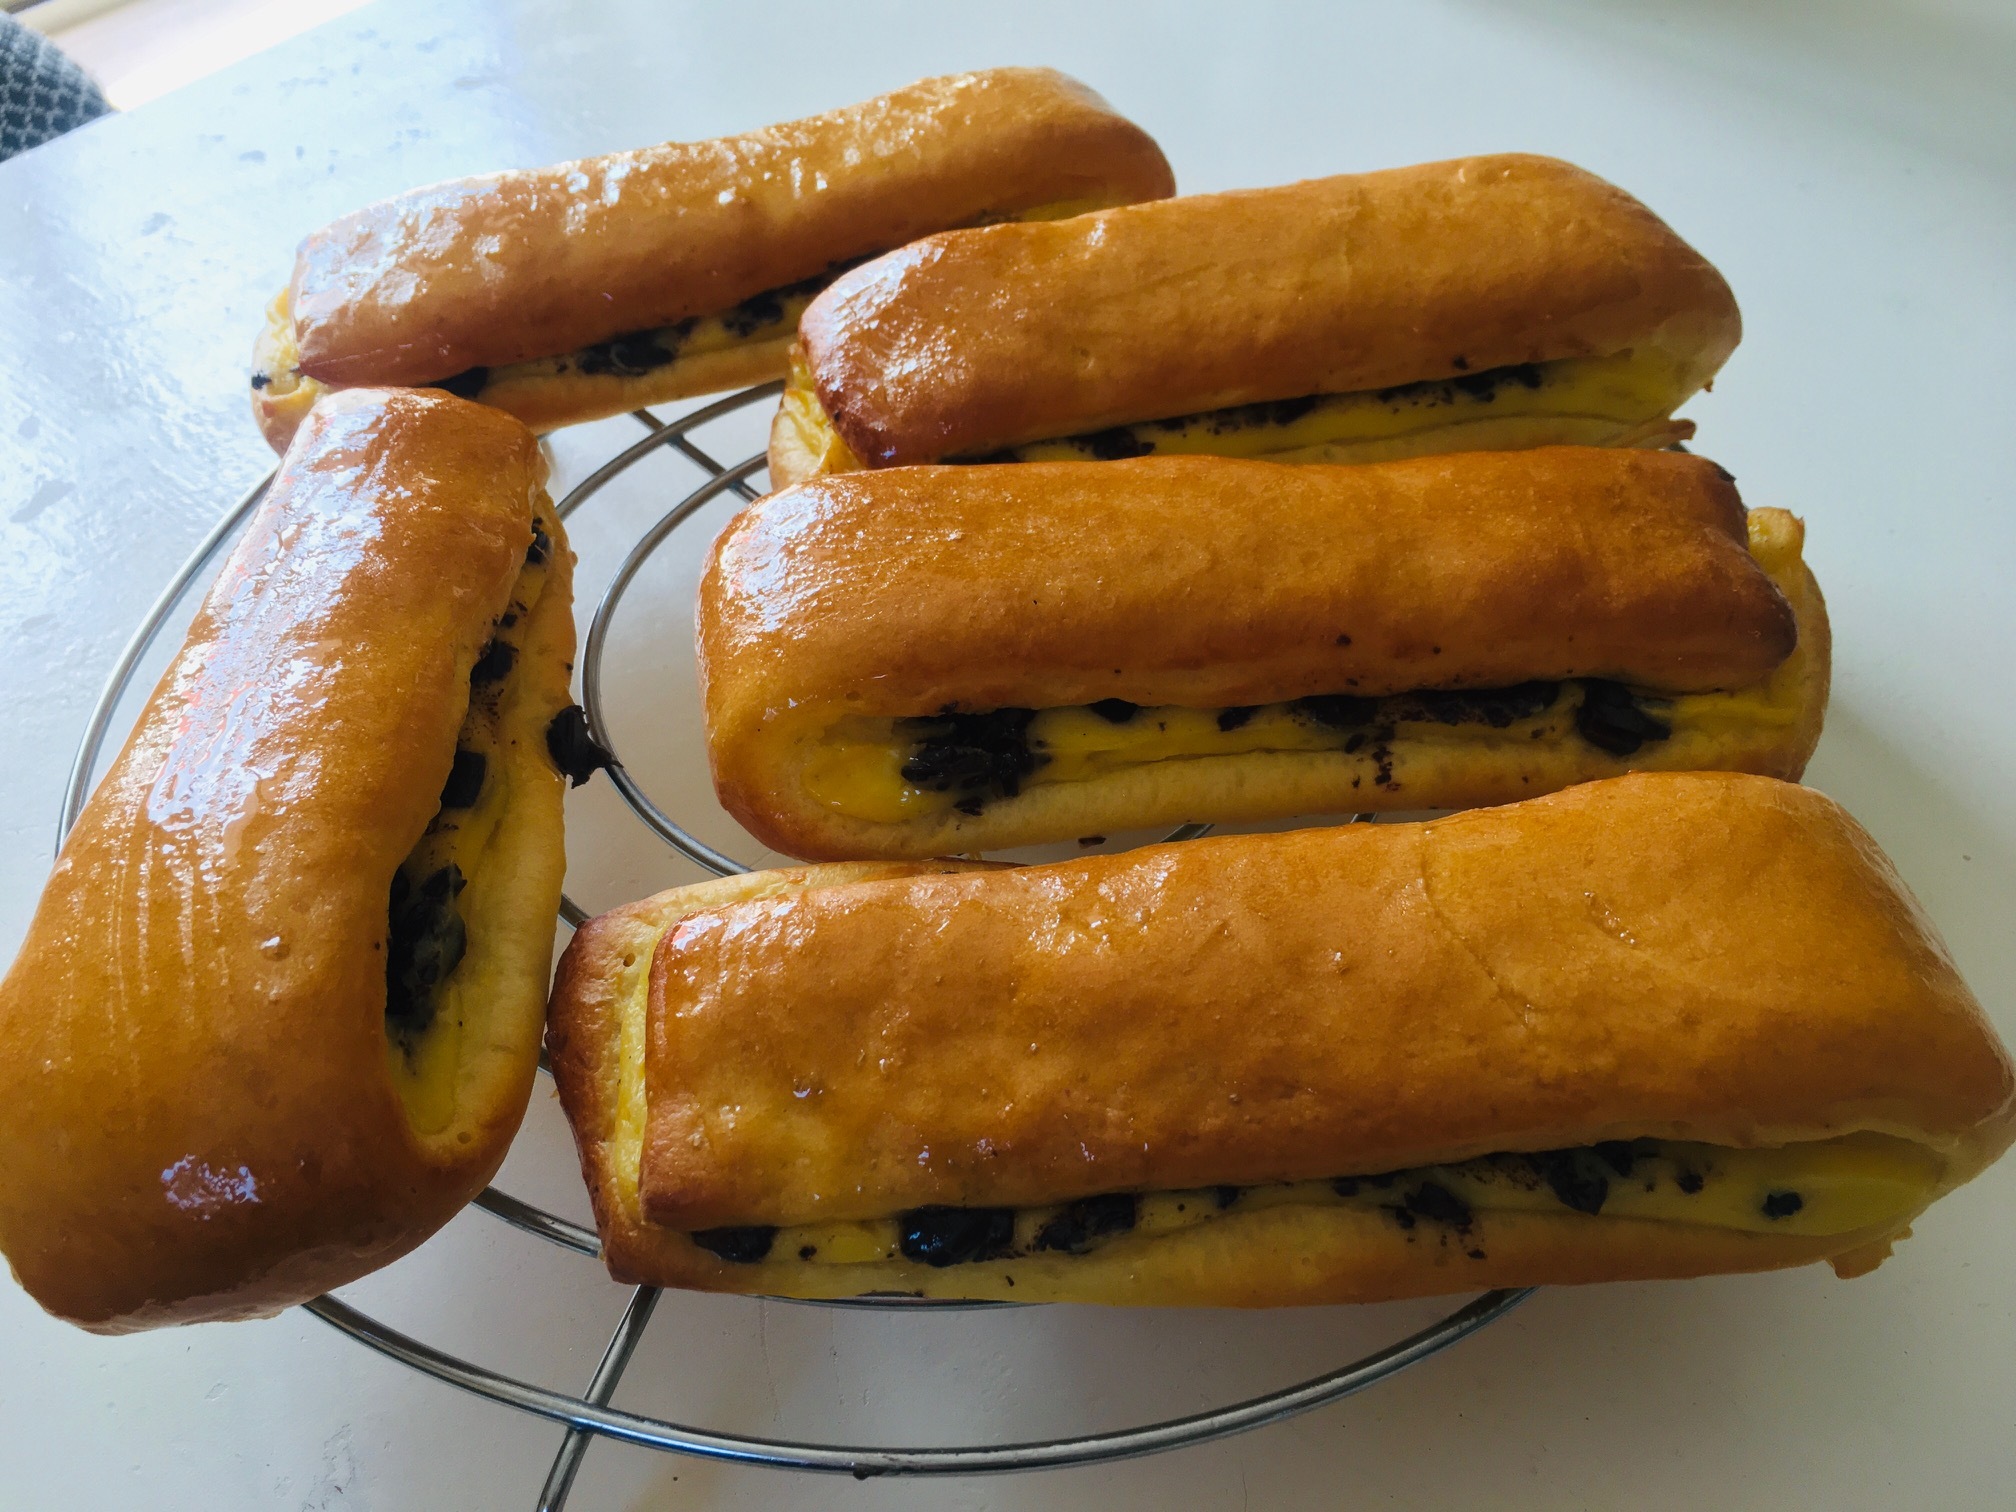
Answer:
top-left (794, 514), bottom-right (1811, 827)
top-left (381, 494), bottom-right (602, 1132)
top-left (252, 197), bottom-right (1111, 415)
top-left (772, 345), bottom-right (1702, 479)
top-left (679, 1132), bottom-right (1942, 1269)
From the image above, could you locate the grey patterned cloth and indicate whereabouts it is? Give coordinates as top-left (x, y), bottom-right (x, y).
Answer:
top-left (1, 14), bottom-right (111, 162)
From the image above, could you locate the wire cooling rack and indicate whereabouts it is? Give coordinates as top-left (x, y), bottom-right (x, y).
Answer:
top-left (58, 381), bottom-right (1533, 1508)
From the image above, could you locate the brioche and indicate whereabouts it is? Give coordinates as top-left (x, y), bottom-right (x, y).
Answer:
top-left (0, 389), bottom-right (573, 1330)
top-left (699, 450), bottom-right (1826, 859)
top-left (772, 154), bottom-right (1737, 484)
top-left (253, 68), bottom-right (1173, 449)
top-left (546, 773), bottom-right (2013, 1304)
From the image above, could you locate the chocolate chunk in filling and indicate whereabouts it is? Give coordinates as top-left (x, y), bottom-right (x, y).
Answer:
top-left (691, 1225), bottom-right (778, 1263)
top-left (546, 704), bottom-right (617, 787)
top-left (468, 637), bottom-right (516, 686)
top-left (1033, 1193), bottom-right (1138, 1255)
top-left (899, 1206), bottom-right (1017, 1268)
top-left (438, 749), bottom-right (486, 811)
top-left (1518, 1149), bottom-right (1612, 1215)
top-left (1402, 1180), bottom-right (1474, 1231)
top-left (898, 708), bottom-right (1042, 812)
top-left (1575, 679), bottom-right (1673, 756)
top-left (1398, 680), bottom-right (1561, 728)
top-left (1294, 693), bottom-right (1379, 730)
top-left (385, 863), bottom-right (467, 1049)
top-left (574, 323), bottom-right (692, 378)
top-left (890, 673), bottom-right (1672, 818)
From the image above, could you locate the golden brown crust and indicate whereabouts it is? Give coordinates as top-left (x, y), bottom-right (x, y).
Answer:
top-left (0, 389), bottom-right (562, 1331)
top-left (703, 449), bottom-right (1789, 715)
top-left (288, 69), bottom-right (1173, 388)
top-left (546, 862), bottom-right (1002, 1296)
top-left (800, 154), bottom-right (1740, 467)
top-left (633, 774), bottom-right (2013, 1238)
top-left (714, 502), bottom-right (1827, 861)
top-left (700, 449), bottom-right (1806, 858)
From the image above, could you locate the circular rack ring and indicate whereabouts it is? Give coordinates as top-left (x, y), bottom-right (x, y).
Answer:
top-left (60, 386), bottom-right (1535, 1502)
top-left (305, 1285), bottom-right (1533, 1477)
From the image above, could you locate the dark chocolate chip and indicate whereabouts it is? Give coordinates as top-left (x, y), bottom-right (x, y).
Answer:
top-left (575, 328), bottom-right (682, 378)
top-left (1216, 706), bottom-right (1257, 732)
top-left (1295, 694), bottom-right (1377, 730)
top-left (1449, 362), bottom-right (1544, 400)
top-left (1032, 1193), bottom-right (1137, 1255)
top-left (546, 704), bottom-right (618, 787)
top-left (1213, 1185), bottom-right (1242, 1210)
top-left (1593, 1140), bottom-right (1644, 1178)
top-left (1676, 1168), bottom-right (1705, 1195)
top-left (1402, 681), bottom-right (1561, 729)
top-left (385, 863), bottom-right (467, 1046)
top-left (250, 371), bottom-right (270, 390)
top-left (1404, 1180), bottom-right (1473, 1232)
top-left (526, 516), bottom-right (551, 568)
top-left (1523, 1149), bottom-right (1610, 1215)
top-left (721, 287), bottom-right (788, 339)
top-left (690, 1225), bottom-right (778, 1263)
top-left (899, 708), bottom-right (1039, 808)
top-left (469, 638), bottom-right (516, 685)
top-left (898, 1205), bottom-right (1017, 1267)
top-left (438, 749), bottom-right (486, 810)
top-left (1089, 698), bottom-right (1139, 724)
top-left (1252, 395), bottom-right (1318, 427)
top-left (1761, 1190), bottom-right (1804, 1219)
top-left (1077, 835), bottom-right (1106, 847)
top-left (1574, 680), bottom-right (1672, 756)
top-left (1079, 427), bottom-right (1158, 461)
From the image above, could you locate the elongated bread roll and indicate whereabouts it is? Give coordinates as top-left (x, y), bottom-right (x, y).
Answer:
top-left (547, 773), bottom-right (2014, 1305)
top-left (0, 389), bottom-right (574, 1331)
top-left (699, 449), bottom-right (1827, 860)
top-left (252, 68), bottom-right (1173, 450)
top-left (771, 153), bottom-right (1738, 485)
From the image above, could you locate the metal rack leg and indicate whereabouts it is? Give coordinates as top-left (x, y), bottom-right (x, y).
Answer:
top-left (536, 1286), bottom-right (662, 1512)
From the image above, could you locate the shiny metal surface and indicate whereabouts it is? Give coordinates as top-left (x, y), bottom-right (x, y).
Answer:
top-left (571, 436), bottom-right (769, 877)
top-left (535, 1287), bottom-right (661, 1512)
top-left (306, 1287), bottom-right (1534, 1478)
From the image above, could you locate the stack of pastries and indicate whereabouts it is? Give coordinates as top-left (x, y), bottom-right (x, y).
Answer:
top-left (0, 68), bottom-right (2004, 1336)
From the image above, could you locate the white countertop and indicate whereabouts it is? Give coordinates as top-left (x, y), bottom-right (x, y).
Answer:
top-left (4, 1), bottom-right (2014, 1506)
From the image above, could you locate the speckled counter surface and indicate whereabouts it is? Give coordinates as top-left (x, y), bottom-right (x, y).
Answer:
top-left (3, 2), bottom-right (2014, 1506)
